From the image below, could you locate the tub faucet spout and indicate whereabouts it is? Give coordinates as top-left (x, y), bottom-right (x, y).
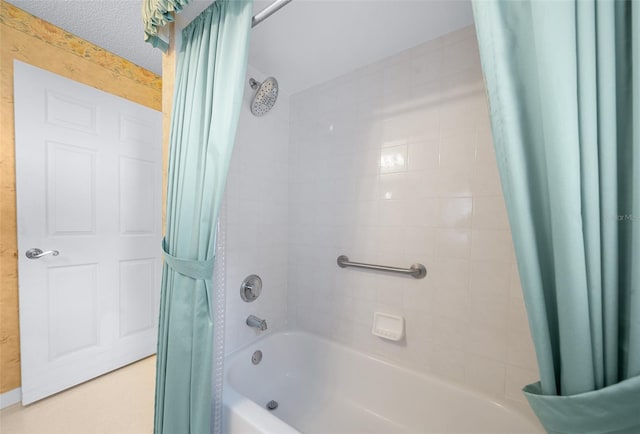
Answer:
top-left (246, 315), bottom-right (268, 331)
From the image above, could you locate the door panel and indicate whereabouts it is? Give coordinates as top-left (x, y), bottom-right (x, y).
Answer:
top-left (48, 264), bottom-right (99, 360)
top-left (119, 157), bottom-right (157, 234)
top-left (119, 258), bottom-right (156, 337)
top-left (46, 142), bottom-right (97, 235)
top-left (14, 60), bottom-right (162, 404)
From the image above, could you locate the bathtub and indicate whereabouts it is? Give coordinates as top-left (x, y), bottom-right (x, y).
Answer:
top-left (223, 330), bottom-right (543, 434)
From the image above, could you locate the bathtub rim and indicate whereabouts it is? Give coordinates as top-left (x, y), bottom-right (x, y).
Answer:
top-left (223, 327), bottom-right (542, 432)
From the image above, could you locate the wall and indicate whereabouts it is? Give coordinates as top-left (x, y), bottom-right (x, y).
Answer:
top-left (223, 65), bottom-right (290, 355)
top-left (287, 25), bottom-right (538, 406)
top-left (0, 1), bottom-right (162, 394)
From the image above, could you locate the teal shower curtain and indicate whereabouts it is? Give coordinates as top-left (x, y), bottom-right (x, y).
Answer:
top-left (154, 1), bottom-right (253, 433)
top-left (473, 1), bottom-right (639, 433)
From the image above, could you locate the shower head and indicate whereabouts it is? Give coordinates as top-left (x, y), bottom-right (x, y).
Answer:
top-left (249, 77), bottom-right (278, 116)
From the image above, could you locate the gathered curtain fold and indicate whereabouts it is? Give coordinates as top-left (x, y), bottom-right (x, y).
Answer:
top-left (154, 1), bottom-right (253, 433)
top-left (142, 0), bottom-right (192, 50)
top-left (473, 1), bottom-right (640, 433)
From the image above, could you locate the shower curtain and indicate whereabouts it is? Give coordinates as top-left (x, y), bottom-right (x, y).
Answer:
top-left (154, 1), bottom-right (253, 433)
top-left (473, 1), bottom-right (639, 433)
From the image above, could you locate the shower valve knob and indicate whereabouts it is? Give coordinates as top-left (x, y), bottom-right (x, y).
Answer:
top-left (240, 274), bottom-right (262, 302)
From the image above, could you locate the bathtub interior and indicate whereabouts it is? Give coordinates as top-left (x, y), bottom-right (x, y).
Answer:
top-left (224, 331), bottom-right (543, 434)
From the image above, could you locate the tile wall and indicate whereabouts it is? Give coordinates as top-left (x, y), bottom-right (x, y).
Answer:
top-left (223, 65), bottom-right (290, 355)
top-left (287, 26), bottom-right (538, 405)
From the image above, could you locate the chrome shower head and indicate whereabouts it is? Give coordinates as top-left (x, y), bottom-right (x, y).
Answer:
top-left (249, 77), bottom-right (278, 116)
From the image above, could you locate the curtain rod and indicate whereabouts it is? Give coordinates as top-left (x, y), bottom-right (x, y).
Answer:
top-left (252, 0), bottom-right (293, 27)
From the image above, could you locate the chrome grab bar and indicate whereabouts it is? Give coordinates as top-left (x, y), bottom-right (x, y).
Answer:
top-left (337, 255), bottom-right (427, 279)
top-left (25, 248), bottom-right (59, 259)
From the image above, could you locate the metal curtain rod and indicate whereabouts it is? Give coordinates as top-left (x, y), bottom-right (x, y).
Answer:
top-left (337, 255), bottom-right (427, 279)
top-left (252, 0), bottom-right (293, 28)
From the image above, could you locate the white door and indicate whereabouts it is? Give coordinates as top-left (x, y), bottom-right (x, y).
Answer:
top-left (14, 60), bottom-right (163, 404)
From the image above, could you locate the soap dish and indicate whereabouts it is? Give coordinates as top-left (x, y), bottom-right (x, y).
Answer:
top-left (371, 312), bottom-right (404, 341)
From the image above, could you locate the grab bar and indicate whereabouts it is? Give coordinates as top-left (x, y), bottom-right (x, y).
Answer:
top-left (336, 255), bottom-right (427, 279)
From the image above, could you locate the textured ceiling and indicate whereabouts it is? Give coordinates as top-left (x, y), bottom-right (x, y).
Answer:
top-left (6, 0), bottom-right (474, 95)
top-left (6, 0), bottom-right (163, 75)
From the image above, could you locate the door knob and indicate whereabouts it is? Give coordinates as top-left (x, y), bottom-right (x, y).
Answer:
top-left (25, 248), bottom-right (59, 259)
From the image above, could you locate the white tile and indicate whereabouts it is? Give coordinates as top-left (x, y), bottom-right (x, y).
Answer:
top-left (297, 307), bottom-right (332, 337)
top-left (437, 167), bottom-right (474, 198)
top-left (432, 314), bottom-right (467, 349)
top-left (374, 337), bottom-right (412, 365)
top-left (378, 200), bottom-right (407, 226)
top-left (466, 323), bottom-right (508, 361)
top-left (439, 75), bottom-right (484, 135)
top-left (464, 355), bottom-right (506, 398)
top-left (355, 175), bottom-right (379, 201)
top-left (378, 172), bottom-right (410, 201)
top-left (506, 365), bottom-right (539, 403)
top-left (473, 131), bottom-right (503, 196)
top-left (508, 329), bottom-right (539, 371)
top-left (439, 131), bottom-right (477, 169)
top-left (432, 286), bottom-right (470, 322)
top-left (469, 293), bottom-right (509, 331)
top-left (353, 297), bottom-right (377, 326)
top-left (377, 285), bottom-right (405, 308)
top-left (408, 140), bottom-right (440, 172)
top-left (404, 197), bottom-right (439, 227)
top-left (350, 322), bottom-right (381, 354)
top-left (476, 126), bottom-right (495, 160)
top-left (473, 160), bottom-right (503, 196)
top-left (473, 195), bottom-right (510, 230)
top-left (404, 308), bottom-right (434, 338)
top-left (382, 88), bottom-right (414, 119)
top-left (469, 260), bottom-right (510, 299)
top-left (405, 83), bottom-right (441, 141)
top-left (333, 294), bottom-right (357, 321)
top-left (331, 318), bottom-right (357, 345)
top-left (403, 226), bottom-right (437, 259)
top-left (407, 170), bottom-right (439, 198)
top-left (430, 258), bottom-right (470, 291)
top-left (402, 284), bottom-right (434, 314)
top-left (435, 229), bottom-right (471, 260)
top-left (471, 230), bottom-right (514, 263)
top-left (377, 226), bottom-right (406, 253)
top-left (381, 116), bottom-right (412, 147)
top-left (428, 345), bottom-right (465, 383)
top-left (508, 301), bottom-right (532, 336)
top-left (312, 288), bottom-right (334, 314)
top-left (437, 197), bottom-right (473, 229)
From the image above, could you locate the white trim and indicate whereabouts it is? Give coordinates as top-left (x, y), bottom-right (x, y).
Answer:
top-left (0, 388), bottom-right (21, 409)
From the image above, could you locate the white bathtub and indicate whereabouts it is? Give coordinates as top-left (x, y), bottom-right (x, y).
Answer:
top-left (223, 330), bottom-right (543, 434)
